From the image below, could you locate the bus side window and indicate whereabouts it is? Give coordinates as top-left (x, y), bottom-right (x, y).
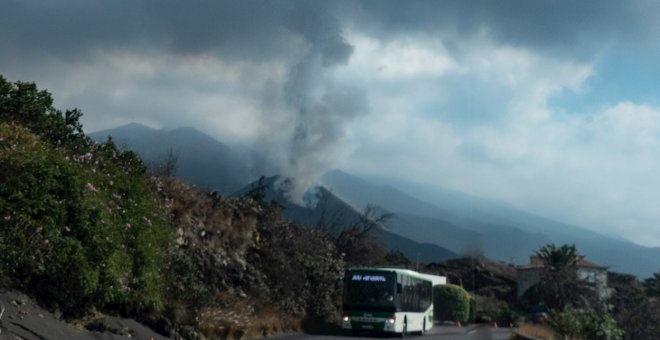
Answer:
top-left (397, 283), bottom-right (402, 294)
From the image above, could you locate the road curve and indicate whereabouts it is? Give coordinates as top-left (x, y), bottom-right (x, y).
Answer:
top-left (269, 325), bottom-right (512, 340)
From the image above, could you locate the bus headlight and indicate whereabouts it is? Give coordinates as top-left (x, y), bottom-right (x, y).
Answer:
top-left (342, 316), bottom-right (350, 322)
top-left (387, 317), bottom-right (395, 324)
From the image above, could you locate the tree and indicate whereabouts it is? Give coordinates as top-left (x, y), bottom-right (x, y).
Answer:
top-left (0, 76), bottom-right (87, 147)
top-left (150, 147), bottom-right (179, 178)
top-left (384, 250), bottom-right (411, 267)
top-left (644, 271), bottom-right (660, 297)
top-left (334, 204), bottom-right (393, 266)
top-left (524, 243), bottom-right (597, 309)
top-left (609, 272), bottom-right (660, 339)
top-left (536, 243), bottom-right (580, 271)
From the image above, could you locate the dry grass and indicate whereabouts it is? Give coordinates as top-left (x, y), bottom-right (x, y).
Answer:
top-left (196, 299), bottom-right (301, 339)
top-left (516, 323), bottom-right (558, 339)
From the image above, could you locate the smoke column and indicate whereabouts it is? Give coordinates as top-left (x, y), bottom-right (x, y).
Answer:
top-left (269, 8), bottom-right (368, 206)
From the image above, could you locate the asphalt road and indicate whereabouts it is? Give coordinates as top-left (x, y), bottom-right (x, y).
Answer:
top-left (270, 325), bottom-right (513, 340)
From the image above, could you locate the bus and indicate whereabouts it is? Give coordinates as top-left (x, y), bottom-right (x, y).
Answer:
top-left (341, 267), bottom-right (446, 335)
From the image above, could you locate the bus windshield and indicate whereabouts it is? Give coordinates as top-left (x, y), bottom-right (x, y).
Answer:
top-left (343, 271), bottom-right (396, 311)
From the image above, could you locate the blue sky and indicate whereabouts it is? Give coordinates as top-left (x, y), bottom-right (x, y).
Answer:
top-left (551, 50), bottom-right (660, 112)
top-left (2, 1), bottom-right (660, 246)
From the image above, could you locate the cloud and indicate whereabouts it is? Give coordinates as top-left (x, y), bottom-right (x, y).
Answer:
top-left (2, 0), bottom-right (660, 244)
top-left (1, 1), bottom-right (366, 204)
top-left (352, 0), bottom-right (660, 59)
top-left (340, 31), bottom-right (660, 246)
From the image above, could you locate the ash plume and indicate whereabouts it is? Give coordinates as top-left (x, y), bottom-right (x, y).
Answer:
top-left (268, 9), bottom-right (368, 206)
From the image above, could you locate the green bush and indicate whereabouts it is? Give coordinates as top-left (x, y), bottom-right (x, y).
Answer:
top-left (549, 306), bottom-right (623, 340)
top-left (433, 284), bottom-right (470, 323)
top-left (0, 75), bottom-right (86, 147)
top-left (0, 121), bottom-right (171, 316)
top-left (468, 298), bottom-right (477, 323)
top-left (493, 306), bottom-right (519, 327)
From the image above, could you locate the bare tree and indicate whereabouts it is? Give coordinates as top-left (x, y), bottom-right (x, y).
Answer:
top-left (334, 204), bottom-right (395, 266)
top-left (151, 147), bottom-right (179, 177)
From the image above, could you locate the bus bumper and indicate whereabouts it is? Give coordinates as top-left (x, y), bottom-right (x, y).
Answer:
top-left (341, 316), bottom-right (396, 333)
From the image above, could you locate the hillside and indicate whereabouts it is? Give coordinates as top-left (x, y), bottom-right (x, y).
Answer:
top-left (91, 123), bottom-right (660, 278)
top-left (231, 176), bottom-right (458, 263)
top-left (0, 76), bottom-right (352, 338)
top-left (90, 124), bottom-right (256, 194)
top-left (323, 170), bottom-right (660, 278)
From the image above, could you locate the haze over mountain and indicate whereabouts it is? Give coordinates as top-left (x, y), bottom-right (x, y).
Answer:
top-left (94, 123), bottom-right (660, 277)
top-left (91, 124), bottom-right (458, 263)
top-left (6, 1), bottom-right (660, 248)
top-left (322, 170), bottom-right (660, 278)
top-left (232, 176), bottom-right (458, 263)
top-left (90, 123), bottom-right (269, 194)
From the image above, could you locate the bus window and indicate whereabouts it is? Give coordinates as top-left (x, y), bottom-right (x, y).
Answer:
top-left (343, 271), bottom-right (396, 311)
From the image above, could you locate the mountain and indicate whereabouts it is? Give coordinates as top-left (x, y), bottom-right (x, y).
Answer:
top-left (90, 123), bottom-right (660, 277)
top-left (322, 170), bottom-right (660, 278)
top-left (90, 123), bottom-right (256, 194)
top-left (232, 176), bottom-right (458, 263)
top-left (321, 170), bottom-right (552, 264)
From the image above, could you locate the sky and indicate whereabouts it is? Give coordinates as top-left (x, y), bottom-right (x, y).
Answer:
top-left (2, 0), bottom-right (660, 246)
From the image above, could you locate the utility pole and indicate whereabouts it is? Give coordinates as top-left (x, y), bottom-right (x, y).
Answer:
top-left (471, 255), bottom-right (475, 292)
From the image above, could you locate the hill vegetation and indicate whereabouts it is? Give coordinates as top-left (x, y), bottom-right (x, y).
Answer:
top-left (4, 75), bottom-right (660, 339)
top-left (0, 75), bottom-right (414, 338)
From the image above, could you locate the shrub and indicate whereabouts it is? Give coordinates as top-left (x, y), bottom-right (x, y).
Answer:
top-left (548, 306), bottom-right (623, 340)
top-left (493, 306), bottom-right (519, 327)
top-left (468, 298), bottom-right (477, 323)
top-left (0, 122), bottom-right (171, 316)
top-left (433, 284), bottom-right (470, 323)
top-left (249, 203), bottom-right (345, 321)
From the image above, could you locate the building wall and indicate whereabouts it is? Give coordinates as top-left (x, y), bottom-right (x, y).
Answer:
top-left (576, 267), bottom-right (609, 300)
top-left (516, 268), bottom-right (543, 298)
top-left (517, 266), bottom-right (610, 300)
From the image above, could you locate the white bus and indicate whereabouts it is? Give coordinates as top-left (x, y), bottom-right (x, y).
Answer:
top-left (341, 267), bottom-right (446, 335)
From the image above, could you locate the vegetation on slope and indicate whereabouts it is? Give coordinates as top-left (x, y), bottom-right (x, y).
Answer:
top-left (0, 75), bottom-right (398, 338)
top-left (0, 76), bottom-right (170, 317)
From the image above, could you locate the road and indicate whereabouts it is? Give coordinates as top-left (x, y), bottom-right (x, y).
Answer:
top-left (270, 325), bottom-right (513, 340)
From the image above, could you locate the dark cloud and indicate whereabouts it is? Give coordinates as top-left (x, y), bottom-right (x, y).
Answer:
top-left (0, 1), bottom-right (349, 63)
top-left (3, 0), bottom-right (657, 65)
top-left (353, 0), bottom-right (659, 59)
top-left (3, 0), bottom-right (660, 211)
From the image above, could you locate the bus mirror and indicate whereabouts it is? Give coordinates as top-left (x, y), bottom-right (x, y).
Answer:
top-left (397, 283), bottom-right (402, 294)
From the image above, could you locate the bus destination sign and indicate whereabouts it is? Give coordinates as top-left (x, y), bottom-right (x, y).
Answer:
top-left (351, 274), bottom-right (387, 282)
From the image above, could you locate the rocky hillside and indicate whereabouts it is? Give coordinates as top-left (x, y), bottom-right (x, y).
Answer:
top-left (0, 75), bottom-right (349, 339)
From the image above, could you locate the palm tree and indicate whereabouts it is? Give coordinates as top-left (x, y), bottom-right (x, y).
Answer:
top-left (535, 243), bottom-right (580, 273)
top-left (526, 243), bottom-right (596, 309)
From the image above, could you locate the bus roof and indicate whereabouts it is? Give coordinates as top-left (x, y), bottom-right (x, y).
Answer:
top-left (347, 267), bottom-right (446, 286)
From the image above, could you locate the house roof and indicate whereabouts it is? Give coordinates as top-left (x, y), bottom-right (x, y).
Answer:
top-left (576, 258), bottom-right (607, 269)
top-left (516, 256), bottom-right (607, 270)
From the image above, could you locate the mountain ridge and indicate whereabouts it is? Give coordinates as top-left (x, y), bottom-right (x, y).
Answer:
top-left (323, 170), bottom-right (660, 277)
top-left (91, 123), bottom-right (660, 277)
top-left (231, 175), bottom-right (459, 263)
top-left (90, 123), bottom-right (250, 194)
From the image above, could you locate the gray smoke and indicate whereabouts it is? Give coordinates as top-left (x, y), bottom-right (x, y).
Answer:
top-left (268, 9), bottom-right (368, 206)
